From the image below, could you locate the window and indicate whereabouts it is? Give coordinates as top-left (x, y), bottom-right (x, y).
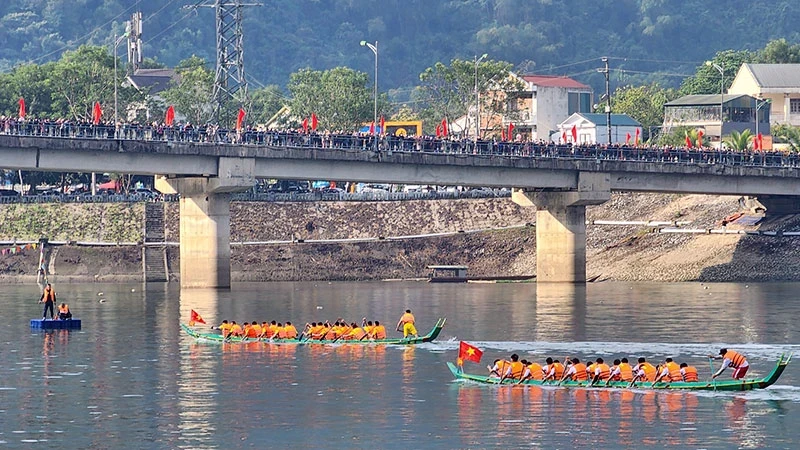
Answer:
top-left (568, 92), bottom-right (593, 115)
top-left (791, 98), bottom-right (800, 114)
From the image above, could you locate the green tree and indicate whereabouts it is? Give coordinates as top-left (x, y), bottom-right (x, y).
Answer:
top-left (757, 39), bottom-right (800, 64)
top-left (416, 58), bottom-right (521, 136)
top-left (287, 66), bottom-right (382, 131)
top-left (249, 85), bottom-right (287, 126)
top-left (678, 49), bottom-right (755, 96)
top-left (723, 129), bottom-right (753, 151)
top-left (610, 83), bottom-right (678, 140)
top-left (771, 123), bottom-right (800, 152)
top-left (161, 56), bottom-right (214, 125)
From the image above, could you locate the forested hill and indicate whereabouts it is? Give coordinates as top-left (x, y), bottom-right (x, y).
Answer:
top-left (2, 0), bottom-right (800, 93)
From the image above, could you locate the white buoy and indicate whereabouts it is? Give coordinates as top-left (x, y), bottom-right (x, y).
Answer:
top-left (98, 292), bottom-right (104, 296)
top-left (131, 288), bottom-right (136, 292)
top-left (316, 306), bottom-right (323, 310)
top-left (99, 299), bottom-right (106, 303)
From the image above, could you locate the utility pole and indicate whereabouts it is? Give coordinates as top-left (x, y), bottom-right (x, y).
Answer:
top-left (127, 12), bottom-right (143, 74)
top-left (599, 57), bottom-right (611, 145)
top-left (188, 1), bottom-right (261, 127)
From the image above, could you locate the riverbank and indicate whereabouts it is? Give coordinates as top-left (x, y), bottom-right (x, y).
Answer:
top-left (1, 193), bottom-right (798, 283)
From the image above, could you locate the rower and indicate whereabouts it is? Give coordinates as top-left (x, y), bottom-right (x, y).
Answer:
top-left (518, 359), bottom-right (545, 384)
top-left (542, 358), bottom-right (565, 382)
top-left (654, 358), bottom-right (682, 383)
top-left (680, 362), bottom-right (699, 382)
top-left (630, 357), bottom-right (657, 385)
top-left (488, 358), bottom-right (510, 379)
top-left (499, 353), bottom-right (525, 383)
top-left (284, 321), bottom-right (298, 339)
top-left (590, 358), bottom-right (611, 385)
top-left (561, 358), bottom-right (588, 383)
top-left (371, 321), bottom-right (387, 339)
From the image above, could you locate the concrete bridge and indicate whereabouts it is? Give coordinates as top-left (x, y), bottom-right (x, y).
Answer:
top-left (3, 133), bottom-right (800, 287)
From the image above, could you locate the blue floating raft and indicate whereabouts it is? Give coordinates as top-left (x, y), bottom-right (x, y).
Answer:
top-left (30, 318), bottom-right (81, 329)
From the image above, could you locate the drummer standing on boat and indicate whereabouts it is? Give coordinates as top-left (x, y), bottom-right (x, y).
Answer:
top-left (709, 348), bottom-right (749, 380)
top-left (396, 309), bottom-right (418, 338)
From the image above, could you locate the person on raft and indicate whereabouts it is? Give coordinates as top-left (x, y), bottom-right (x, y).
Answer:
top-left (58, 302), bottom-right (72, 320)
top-left (709, 348), bottom-right (749, 380)
top-left (39, 283), bottom-right (56, 320)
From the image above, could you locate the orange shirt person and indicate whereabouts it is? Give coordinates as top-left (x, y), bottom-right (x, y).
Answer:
top-left (396, 309), bottom-right (418, 338)
top-left (371, 321), bottom-right (387, 340)
top-left (284, 322), bottom-right (298, 339)
top-left (710, 348), bottom-right (749, 380)
top-left (518, 360), bottom-right (544, 383)
top-left (58, 303), bottom-right (72, 320)
top-left (680, 363), bottom-right (699, 382)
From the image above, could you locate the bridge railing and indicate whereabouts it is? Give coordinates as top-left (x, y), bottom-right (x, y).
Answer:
top-left (3, 121), bottom-right (799, 168)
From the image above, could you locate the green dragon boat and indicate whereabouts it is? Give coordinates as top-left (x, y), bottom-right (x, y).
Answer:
top-left (447, 353), bottom-right (792, 392)
top-left (182, 317), bottom-right (446, 345)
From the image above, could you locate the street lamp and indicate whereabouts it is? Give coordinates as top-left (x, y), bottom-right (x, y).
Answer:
top-left (113, 32), bottom-right (128, 139)
top-left (755, 97), bottom-right (770, 139)
top-left (706, 61), bottom-right (725, 146)
top-left (360, 40), bottom-right (378, 152)
top-left (474, 53), bottom-right (488, 143)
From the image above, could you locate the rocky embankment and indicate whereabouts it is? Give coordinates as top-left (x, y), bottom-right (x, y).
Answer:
top-left (0, 193), bottom-right (798, 282)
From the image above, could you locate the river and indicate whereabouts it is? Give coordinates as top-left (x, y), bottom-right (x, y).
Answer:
top-left (2, 281), bottom-right (798, 449)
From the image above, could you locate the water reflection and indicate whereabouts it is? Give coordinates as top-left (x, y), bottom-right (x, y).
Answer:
top-left (534, 283), bottom-right (586, 341)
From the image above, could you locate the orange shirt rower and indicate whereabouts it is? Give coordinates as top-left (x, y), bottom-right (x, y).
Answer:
top-left (284, 322), bottom-right (298, 339)
top-left (371, 321), bottom-right (387, 340)
top-left (680, 363), bottom-right (699, 382)
top-left (396, 309), bottom-right (418, 338)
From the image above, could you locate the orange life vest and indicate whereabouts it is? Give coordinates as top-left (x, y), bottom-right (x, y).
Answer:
top-left (349, 327), bottom-right (367, 340)
top-left (665, 361), bottom-right (682, 382)
top-left (373, 325), bottom-right (387, 339)
top-left (245, 325), bottom-right (258, 338)
top-left (640, 362), bottom-right (657, 381)
top-left (400, 312), bottom-right (415, 324)
top-left (570, 363), bottom-right (588, 381)
top-left (508, 361), bottom-right (525, 379)
top-left (682, 366), bottom-right (699, 382)
top-left (723, 350), bottom-right (747, 369)
top-left (276, 326), bottom-right (287, 339)
top-left (527, 363), bottom-right (544, 380)
top-left (58, 304), bottom-right (69, 314)
top-left (552, 362), bottom-right (565, 379)
top-left (284, 325), bottom-right (298, 339)
top-left (594, 363), bottom-right (611, 381)
top-left (310, 325), bottom-right (325, 339)
top-left (229, 324), bottom-right (243, 336)
top-left (43, 288), bottom-right (55, 303)
top-left (494, 360), bottom-right (510, 376)
top-left (618, 363), bottom-right (634, 382)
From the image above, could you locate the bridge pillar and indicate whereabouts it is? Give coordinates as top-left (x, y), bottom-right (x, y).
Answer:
top-left (156, 157), bottom-right (255, 288)
top-left (513, 172), bottom-right (611, 283)
top-left (742, 195), bottom-right (800, 216)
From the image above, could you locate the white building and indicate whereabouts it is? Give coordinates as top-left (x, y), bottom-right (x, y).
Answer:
top-left (728, 63), bottom-right (800, 126)
top-left (557, 113), bottom-right (642, 145)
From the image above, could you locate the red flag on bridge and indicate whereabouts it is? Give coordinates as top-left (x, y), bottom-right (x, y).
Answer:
top-left (189, 309), bottom-right (206, 327)
top-left (457, 341), bottom-right (483, 367)
top-left (302, 117), bottom-right (309, 133)
top-left (501, 128), bottom-right (506, 141)
top-left (236, 108), bottom-right (246, 131)
top-left (435, 124), bottom-right (441, 138)
top-left (165, 105), bottom-right (175, 126)
top-left (380, 115), bottom-right (385, 134)
top-left (571, 124), bottom-right (577, 142)
top-left (757, 132), bottom-right (764, 151)
top-left (18, 98), bottom-right (26, 119)
top-left (441, 117), bottom-right (448, 137)
top-left (507, 122), bottom-right (515, 141)
top-left (92, 102), bottom-right (102, 125)
top-left (635, 128), bottom-right (641, 146)
top-left (369, 121), bottom-right (375, 135)
top-left (697, 129), bottom-right (704, 148)
top-left (561, 131), bottom-right (567, 143)
top-left (625, 132), bottom-right (631, 145)
top-left (685, 134), bottom-right (693, 148)
top-left (311, 112), bottom-right (318, 131)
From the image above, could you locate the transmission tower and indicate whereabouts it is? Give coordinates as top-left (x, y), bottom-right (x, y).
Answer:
top-left (188, 0), bottom-right (260, 126)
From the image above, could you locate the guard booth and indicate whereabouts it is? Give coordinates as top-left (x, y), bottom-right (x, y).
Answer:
top-left (427, 265), bottom-right (468, 283)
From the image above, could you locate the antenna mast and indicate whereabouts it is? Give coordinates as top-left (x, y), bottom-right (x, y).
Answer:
top-left (188, 0), bottom-right (261, 126)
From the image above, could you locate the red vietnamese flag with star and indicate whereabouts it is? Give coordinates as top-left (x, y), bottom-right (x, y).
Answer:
top-left (457, 341), bottom-right (483, 366)
top-left (189, 309), bottom-right (206, 327)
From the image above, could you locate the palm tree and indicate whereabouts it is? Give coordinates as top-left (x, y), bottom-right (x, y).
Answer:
top-left (723, 129), bottom-right (753, 151)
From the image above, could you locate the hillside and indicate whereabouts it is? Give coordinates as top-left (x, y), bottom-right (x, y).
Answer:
top-left (2, 0), bottom-right (800, 94)
top-left (1, 194), bottom-right (799, 283)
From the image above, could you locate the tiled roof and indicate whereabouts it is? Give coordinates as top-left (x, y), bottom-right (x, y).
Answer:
top-left (521, 74), bottom-right (590, 89)
top-left (744, 63), bottom-right (800, 88)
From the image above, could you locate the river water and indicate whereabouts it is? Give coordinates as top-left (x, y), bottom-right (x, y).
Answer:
top-left (2, 281), bottom-right (798, 449)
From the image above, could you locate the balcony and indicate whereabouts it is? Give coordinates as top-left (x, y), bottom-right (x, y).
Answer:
top-left (503, 110), bottom-right (536, 126)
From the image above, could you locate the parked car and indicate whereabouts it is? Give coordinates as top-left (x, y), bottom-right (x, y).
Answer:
top-left (0, 189), bottom-right (20, 197)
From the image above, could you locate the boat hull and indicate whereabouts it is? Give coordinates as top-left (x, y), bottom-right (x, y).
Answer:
top-left (182, 317), bottom-right (446, 345)
top-left (447, 353), bottom-right (791, 392)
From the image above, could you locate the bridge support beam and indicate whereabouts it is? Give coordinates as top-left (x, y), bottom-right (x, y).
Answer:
top-left (157, 157), bottom-right (255, 288)
top-left (513, 173), bottom-right (611, 283)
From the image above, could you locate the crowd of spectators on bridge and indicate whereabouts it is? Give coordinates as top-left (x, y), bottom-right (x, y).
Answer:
top-left (2, 115), bottom-right (799, 168)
